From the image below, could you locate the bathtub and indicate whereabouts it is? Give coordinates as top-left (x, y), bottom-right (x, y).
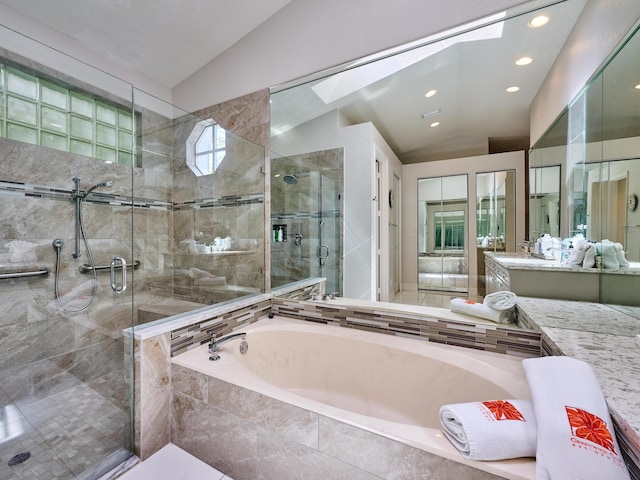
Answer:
top-left (172, 316), bottom-right (536, 479)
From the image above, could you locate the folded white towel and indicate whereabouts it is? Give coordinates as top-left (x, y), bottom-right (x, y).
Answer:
top-left (567, 247), bottom-right (586, 267)
top-left (449, 298), bottom-right (512, 323)
top-left (522, 356), bottom-right (630, 480)
top-left (439, 399), bottom-right (537, 460)
top-left (614, 243), bottom-right (630, 268)
top-left (583, 243), bottom-right (596, 268)
top-left (598, 240), bottom-right (620, 269)
top-left (483, 291), bottom-right (517, 311)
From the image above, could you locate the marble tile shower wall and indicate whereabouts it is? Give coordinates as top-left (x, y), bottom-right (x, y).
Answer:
top-left (0, 97), bottom-right (265, 414)
top-left (0, 138), bottom-right (135, 410)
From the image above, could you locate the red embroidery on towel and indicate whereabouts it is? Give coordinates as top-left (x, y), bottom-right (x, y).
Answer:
top-left (565, 406), bottom-right (616, 454)
top-left (464, 300), bottom-right (477, 304)
top-left (481, 400), bottom-right (526, 421)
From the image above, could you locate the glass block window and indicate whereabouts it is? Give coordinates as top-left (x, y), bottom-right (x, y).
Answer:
top-left (186, 119), bottom-right (226, 176)
top-left (0, 64), bottom-right (135, 165)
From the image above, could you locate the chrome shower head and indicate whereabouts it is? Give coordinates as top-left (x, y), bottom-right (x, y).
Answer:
top-left (283, 174), bottom-right (298, 185)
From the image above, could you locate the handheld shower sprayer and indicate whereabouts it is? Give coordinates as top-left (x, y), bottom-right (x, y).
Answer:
top-left (53, 177), bottom-right (115, 313)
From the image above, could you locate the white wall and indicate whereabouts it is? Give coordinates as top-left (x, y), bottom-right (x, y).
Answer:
top-left (530, 0), bottom-right (640, 145)
top-left (0, 4), bottom-right (171, 103)
top-left (402, 151), bottom-right (526, 296)
top-left (173, 0), bottom-right (531, 111)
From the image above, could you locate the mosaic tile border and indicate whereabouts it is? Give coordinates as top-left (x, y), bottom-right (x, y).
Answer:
top-left (169, 299), bottom-right (271, 357)
top-left (271, 209), bottom-right (341, 221)
top-left (0, 180), bottom-right (263, 211)
top-left (271, 297), bottom-right (542, 358)
top-left (174, 194), bottom-right (263, 210)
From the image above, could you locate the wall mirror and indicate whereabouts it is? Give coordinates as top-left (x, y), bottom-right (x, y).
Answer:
top-left (529, 165), bottom-right (561, 239)
top-left (530, 20), bottom-right (640, 317)
top-left (270, 0), bottom-right (640, 327)
top-left (477, 170), bottom-right (515, 296)
top-left (417, 175), bottom-right (468, 293)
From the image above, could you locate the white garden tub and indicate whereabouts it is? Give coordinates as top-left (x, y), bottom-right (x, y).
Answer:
top-left (173, 316), bottom-right (535, 479)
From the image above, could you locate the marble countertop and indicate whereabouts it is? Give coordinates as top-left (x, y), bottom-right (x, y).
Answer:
top-left (486, 252), bottom-right (640, 275)
top-left (485, 252), bottom-right (600, 273)
top-left (516, 297), bottom-right (640, 449)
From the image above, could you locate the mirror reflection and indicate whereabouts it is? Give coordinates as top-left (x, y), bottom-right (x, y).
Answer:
top-left (271, 0), bottom-right (640, 323)
top-left (529, 165), bottom-right (561, 239)
top-left (417, 175), bottom-right (468, 293)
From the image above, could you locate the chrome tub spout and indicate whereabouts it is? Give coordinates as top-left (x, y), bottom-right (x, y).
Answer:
top-left (208, 332), bottom-right (247, 361)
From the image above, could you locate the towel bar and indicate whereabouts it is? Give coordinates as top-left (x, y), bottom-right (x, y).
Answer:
top-left (79, 260), bottom-right (141, 274)
top-left (0, 268), bottom-right (50, 280)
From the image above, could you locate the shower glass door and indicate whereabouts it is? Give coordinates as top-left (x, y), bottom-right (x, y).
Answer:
top-left (270, 149), bottom-right (344, 294)
top-left (0, 25), bottom-right (135, 479)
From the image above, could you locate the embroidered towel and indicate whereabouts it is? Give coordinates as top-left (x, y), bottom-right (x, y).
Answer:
top-left (522, 356), bottom-right (630, 480)
top-left (439, 399), bottom-right (537, 460)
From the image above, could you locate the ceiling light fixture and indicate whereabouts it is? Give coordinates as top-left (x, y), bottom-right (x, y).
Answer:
top-left (635, 84), bottom-right (640, 90)
top-left (506, 86), bottom-right (520, 93)
top-left (430, 121), bottom-right (440, 128)
top-left (421, 108), bottom-right (441, 119)
top-left (528, 15), bottom-right (549, 28)
top-left (516, 56), bottom-right (532, 66)
top-left (425, 89), bottom-right (438, 98)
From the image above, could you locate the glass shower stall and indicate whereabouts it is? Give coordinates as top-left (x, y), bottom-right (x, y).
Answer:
top-left (0, 25), bottom-right (264, 479)
top-left (270, 149), bottom-right (343, 295)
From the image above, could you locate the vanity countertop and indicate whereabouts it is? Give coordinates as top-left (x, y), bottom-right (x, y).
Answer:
top-left (486, 252), bottom-right (640, 275)
top-left (516, 297), bottom-right (640, 450)
top-left (485, 252), bottom-right (601, 273)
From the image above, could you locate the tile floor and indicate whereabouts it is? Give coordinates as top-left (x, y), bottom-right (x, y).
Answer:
top-left (0, 372), bottom-right (130, 480)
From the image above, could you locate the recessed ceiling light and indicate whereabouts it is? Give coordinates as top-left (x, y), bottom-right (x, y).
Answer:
top-left (516, 56), bottom-right (533, 66)
top-left (425, 89), bottom-right (438, 98)
top-left (635, 84), bottom-right (640, 90)
top-left (506, 86), bottom-right (520, 93)
top-left (528, 15), bottom-right (549, 28)
top-left (430, 122), bottom-right (440, 128)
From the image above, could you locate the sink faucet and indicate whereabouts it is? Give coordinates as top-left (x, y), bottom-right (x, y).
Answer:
top-left (208, 332), bottom-right (246, 361)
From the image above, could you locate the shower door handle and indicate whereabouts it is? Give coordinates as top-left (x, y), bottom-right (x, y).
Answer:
top-left (110, 256), bottom-right (127, 294)
top-left (317, 245), bottom-right (329, 265)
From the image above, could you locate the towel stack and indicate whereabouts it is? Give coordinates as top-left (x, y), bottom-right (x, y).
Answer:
top-left (439, 356), bottom-right (631, 479)
top-left (449, 291), bottom-right (517, 324)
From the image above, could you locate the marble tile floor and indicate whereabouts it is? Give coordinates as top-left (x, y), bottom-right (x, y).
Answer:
top-left (0, 372), bottom-right (130, 480)
top-left (117, 444), bottom-right (231, 480)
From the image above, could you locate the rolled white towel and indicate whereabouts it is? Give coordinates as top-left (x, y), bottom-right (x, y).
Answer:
top-left (583, 243), bottom-right (597, 268)
top-left (522, 356), bottom-right (630, 480)
top-left (483, 291), bottom-right (517, 311)
top-left (614, 243), bottom-right (629, 268)
top-left (439, 399), bottom-right (537, 460)
top-left (449, 298), bottom-right (512, 323)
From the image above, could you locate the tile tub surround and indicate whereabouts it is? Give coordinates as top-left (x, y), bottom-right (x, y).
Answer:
top-left (516, 297), bottom-right (640, 478)
top-left (171, 326), bottom-right (532, 480)
top-left (129, 294), bottom-right (273, 459)
top-left (271, 297), bottom-right (541, 358)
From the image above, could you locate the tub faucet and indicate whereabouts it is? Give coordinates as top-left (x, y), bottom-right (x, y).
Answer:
top-left (208, 332), bottom-right (246, 361)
